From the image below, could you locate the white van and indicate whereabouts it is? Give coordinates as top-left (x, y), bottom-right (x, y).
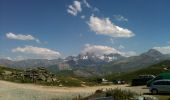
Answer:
top-left (149, 79), bottom-right (170, 94)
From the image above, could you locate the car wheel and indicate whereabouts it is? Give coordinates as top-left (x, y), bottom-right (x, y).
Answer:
top-left (151, 89), bottom-right (158, 95)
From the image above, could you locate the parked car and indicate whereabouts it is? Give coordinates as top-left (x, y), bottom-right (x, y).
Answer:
top-left (113, 79), bottom-right (126, 84)
top-left (131, 75), bottom-right (155, 86)
top-left (149, 79), bottom-right (170, 94)
top-left (147, 72), bottom-right (170, 87)
top-left (138, 75), bottom-right (155, 79)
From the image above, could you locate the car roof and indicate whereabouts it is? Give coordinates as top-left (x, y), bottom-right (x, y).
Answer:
top-left (159, 72), bottom-right (170, 76)
top-left (154, 79), bottom-right (170, 82)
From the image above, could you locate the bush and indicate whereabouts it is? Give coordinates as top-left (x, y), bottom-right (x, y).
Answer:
top-left (72, 95), bottom-right (83, 100)
top-left (82, 88), bottom-right (138, 100)
top-left (105, 88), bottom-right (137, 100)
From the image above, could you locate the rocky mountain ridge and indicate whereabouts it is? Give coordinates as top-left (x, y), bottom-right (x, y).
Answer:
top-left (1, 49), bottom-right (170, 77)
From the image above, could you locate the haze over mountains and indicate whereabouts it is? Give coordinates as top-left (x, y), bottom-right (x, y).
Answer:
top-left (0, 48), bottom-right (170, 76)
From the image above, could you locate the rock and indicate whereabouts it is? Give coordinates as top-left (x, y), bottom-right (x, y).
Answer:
top-left (59, 84), bottom-right (63, 87)
top-left (46, 77), bottom-right (52, 82)
top-left (4, 71), bottom-right (12, 75)
top-left (38, 74), bottom-right (46, 81)
top-left (52, 77), bottom-right (57, 82)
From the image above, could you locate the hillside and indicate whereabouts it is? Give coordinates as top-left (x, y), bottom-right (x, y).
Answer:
top-left (99, 49), bottom-right (167, 74)
top-left (0, 49), bottom-right (168, 78)
top-left (105, 60), bottom-right (170, 82)
top-left (0, 65), bottom-right (86, 87)
top-left (0, 65), bottom-right (22, 74)
top-left (1, 60), bottom-right (170, 86)
top-left (1, 49), bottom-right (170, 75)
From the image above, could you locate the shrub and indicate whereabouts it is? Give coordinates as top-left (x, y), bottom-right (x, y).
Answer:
top-left (105, 88), bottom-right (137, 100)
top-left (72, 95), bottom-right (83, 100)
top-left (82, 88), bottom-right (138, 100)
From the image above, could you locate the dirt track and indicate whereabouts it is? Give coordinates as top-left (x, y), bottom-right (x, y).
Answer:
top-left (0, 80), bottom-right (149, 100)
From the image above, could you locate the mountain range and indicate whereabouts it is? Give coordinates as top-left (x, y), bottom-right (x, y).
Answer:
top-left (0, 49), bottom-right (170, 77)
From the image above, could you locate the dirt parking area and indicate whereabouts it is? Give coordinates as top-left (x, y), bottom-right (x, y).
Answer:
top-left (0, 80), bottom-right (167, 100)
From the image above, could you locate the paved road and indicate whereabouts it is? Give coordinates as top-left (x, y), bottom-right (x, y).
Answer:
top-left (0, 80), bottom-right (149, 100)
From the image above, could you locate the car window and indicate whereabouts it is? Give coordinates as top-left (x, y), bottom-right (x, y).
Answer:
top-left (167, 81), bottom-right (170, 85)
top-left (153, 81), bottom-right (166, 85)
top-left (154, 76), bottom-right (163, 80)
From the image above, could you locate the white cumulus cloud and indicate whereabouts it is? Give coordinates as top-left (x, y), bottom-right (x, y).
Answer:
top-left (88, 15), bottom-right (134, 38)
top-left (113, 15), bottom-right (128, 22)
top-left (83, 0), bottom-right (91, 8)
top-left (81, 15), bottom-right (85, 19)
top-left (153, 46), bottom-right (170, 54)
top-left (82, 0), bottom-right (99, 12)
top-left (12, 46), bottom-right (61, 60)
top-left (93, 7), bottom-right (100, 12)
top-left (6, 32), bottom-right (40, 43)
top-left (121, 51), bottom-right (137, 57)
top-left (118, 45), bottom-right (125, 49)
top-left (67, 1), bottom-right (82, 16)
top-left (81, 44), bottom-right (136, 57)
top-left (81, 44), bottom-right (121, 56)
top-left (6, 32), bottom-right (35, 40)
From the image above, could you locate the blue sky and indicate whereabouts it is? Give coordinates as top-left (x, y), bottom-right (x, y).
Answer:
top-left (0, 0), bottom-right (170, 60)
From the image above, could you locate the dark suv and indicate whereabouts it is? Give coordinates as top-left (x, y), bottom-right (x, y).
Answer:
top-left (131, 75), bottom-right (155, 86)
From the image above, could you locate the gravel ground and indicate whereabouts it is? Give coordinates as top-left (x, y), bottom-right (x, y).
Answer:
top-left (0, 80), bottom-right (149, 100)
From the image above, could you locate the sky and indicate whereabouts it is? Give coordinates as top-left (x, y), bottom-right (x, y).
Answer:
top-left (0, 0), bottom-right (170, 60)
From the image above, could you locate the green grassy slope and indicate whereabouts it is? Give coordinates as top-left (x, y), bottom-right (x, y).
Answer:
top-left (105, 60), bottom-right (170, 82)
top-left (0, 65), bottom-right (21, 74)
top-left (0, 65), bottom-right (84, 86)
